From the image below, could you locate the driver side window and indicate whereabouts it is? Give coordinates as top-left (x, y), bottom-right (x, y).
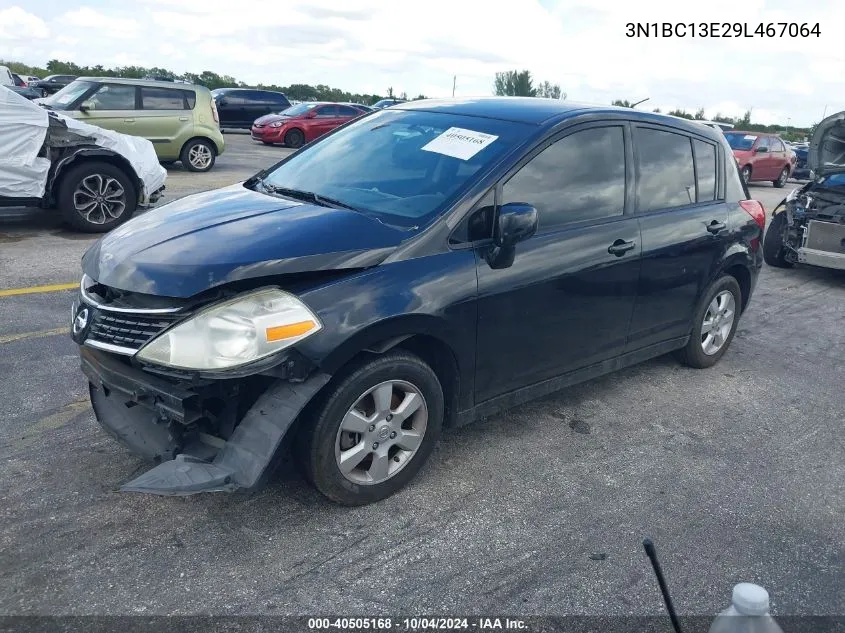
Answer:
top-left (756, 136), bottom-right (770, 151)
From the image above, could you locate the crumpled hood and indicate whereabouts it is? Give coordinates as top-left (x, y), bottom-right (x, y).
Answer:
top-left (82, 183), bottom-right (405, 298)
top-left (809, 110), bottom-right (845, 176)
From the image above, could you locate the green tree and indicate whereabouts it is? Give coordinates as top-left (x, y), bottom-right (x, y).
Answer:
top-left (536, 80), bottom-right (562, 99)
top-left (667, 109), bottom-right (693, 119)
top-left (652, 108), bottom-right (662, 113)
top-left (494, 70), bottom-right (536, 97)
top-left (694, 108), bottom-right (706, 120)
top-left (613, 99), bottom-right (633, 107)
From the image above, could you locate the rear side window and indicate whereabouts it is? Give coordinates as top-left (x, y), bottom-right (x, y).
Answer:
top-left (185, 91), bottom-right (196, 109)
top-left (141, 87), bottom-right (188, 110)
top-left (337, 105), bottom-right (361, 117)
top-left (316, 105), bottom-right (339, 117)
top-left (770, 138), bottom-right (784, 152)
top-left (502, 126), bottom-right (625, 232)
top-left (693, 140), bottom-right (717, 202)
top-left (635, 128), bottom-right (695, 211)
top-left (272, 93), bottom-right (291, 106)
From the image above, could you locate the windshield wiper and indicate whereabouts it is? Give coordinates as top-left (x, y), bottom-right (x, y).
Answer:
top-left (262, 184), bottom-right (361, 212)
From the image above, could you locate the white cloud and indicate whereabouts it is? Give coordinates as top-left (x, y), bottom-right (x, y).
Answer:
top-left (1, 0), bottom-right (842, 125)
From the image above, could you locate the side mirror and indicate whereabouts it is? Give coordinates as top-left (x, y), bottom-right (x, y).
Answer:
top-left (79, 101), bottom-right (93, 113)
top-left (305, 110), bottom-right (317, 119)
top-left (495, 202), bottom-right (538, 248)
top-left (755, 146), bottom-right (768, 153)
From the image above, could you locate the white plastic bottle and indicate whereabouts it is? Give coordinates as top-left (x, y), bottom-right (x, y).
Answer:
top-left (709, 583), bottom-right (784, 633)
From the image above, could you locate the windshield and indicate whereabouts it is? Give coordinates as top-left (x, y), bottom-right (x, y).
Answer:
top-left (724, 133), bottom-right (757, 151)
top-left (279, 103), bottom-right (320, 116)
top-left (257, 108), bottom-right (530, 229)
top-left (41, 80), bottom-right (96, 110)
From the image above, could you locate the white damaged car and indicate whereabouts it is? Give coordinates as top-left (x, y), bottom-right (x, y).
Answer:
top-left (0, 87), bottom-right (166, 232)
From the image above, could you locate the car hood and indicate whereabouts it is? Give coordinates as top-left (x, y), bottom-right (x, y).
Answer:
top-left (254, 114), bottom-right (290, 126)
top-left (809, 110), bottom-right (845, 175)
top-left (81, 183), bottom-right (406, 298)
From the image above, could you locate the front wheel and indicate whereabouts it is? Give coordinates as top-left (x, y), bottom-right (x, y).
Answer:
top-left (180, 138), bottom-right (216, 172)
top-left (284, 128), bottom-right (305, 148)
top-left (677, 275), bottom-right (742, 369)
top-left (57, 162), bottom-right (136, 232)
top-left (763, 211), bottom-right (794, 268)
top-left (295, 351), bottom-right (444, 505)
top-left (741, 165), bottom-right (752, 184)
top-left (773, 167), bottom-right (789, 188)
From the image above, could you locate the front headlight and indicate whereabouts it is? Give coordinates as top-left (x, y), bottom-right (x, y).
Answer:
top-left (136, 288), bottom-right (322, 370)
top-left (270, 121), bottom-right (284, 128)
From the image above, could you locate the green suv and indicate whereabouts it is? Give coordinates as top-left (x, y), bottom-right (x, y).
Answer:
top-left (40, 77), bottom-right (225, 172)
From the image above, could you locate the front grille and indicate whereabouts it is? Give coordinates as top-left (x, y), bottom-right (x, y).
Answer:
top-left (88, 310), bottom-right (178, 351)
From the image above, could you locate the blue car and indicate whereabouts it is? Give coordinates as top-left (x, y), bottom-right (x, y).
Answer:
top-left (791, 144), bottom-right (811, 179)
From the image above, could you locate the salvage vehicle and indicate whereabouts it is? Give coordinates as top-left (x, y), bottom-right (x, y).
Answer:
top-left (0, 88), bottom-right (166, 232)
top-left (40, 77), bottom-right (225, 172)
top-left (250, 102), bottom-right (367, 147)
top-left (764, 110), bottom-right (845, 271)
top-left (72, 98), bottom-right (764, 505)
top-left (724, 131), bottom-right (793, 187)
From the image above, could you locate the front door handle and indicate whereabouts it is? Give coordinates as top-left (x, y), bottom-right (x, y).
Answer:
top-left (123, 118), bottom-right (135, 123)
top-left (179, 116), bottom-right (189, 121)
top-left (608, 239), bottom-right (636, 256)
top-left (707, 220), bottom-right (727, 234)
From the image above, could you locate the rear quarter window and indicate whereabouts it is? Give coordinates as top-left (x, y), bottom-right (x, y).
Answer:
top-left (635, 127), bottom-right (696, 212)
top-left (693, 139), bottom-right (717, 202)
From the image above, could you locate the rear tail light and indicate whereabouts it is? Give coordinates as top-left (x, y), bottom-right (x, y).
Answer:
top-left (739, 199), bottom-right (766, 231)
top-left (211, 99), bottom-right (219, 124)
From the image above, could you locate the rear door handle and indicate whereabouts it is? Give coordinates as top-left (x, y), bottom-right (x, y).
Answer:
top-left (707, 221), bottom-right (727, 234)
top-left (608, 239), bottom-right (636, 256)
top-left (123, 118), bottom-right (135, 123)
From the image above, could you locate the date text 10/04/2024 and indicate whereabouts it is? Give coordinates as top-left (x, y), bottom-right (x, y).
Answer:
top-left (626, 22), bottom-right (821, 38)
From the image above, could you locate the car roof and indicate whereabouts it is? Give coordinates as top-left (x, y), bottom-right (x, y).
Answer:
top-left (392, 97), bottom-right (726, 138)
top-left (729, 130), bottom-right (768, 136)
top-left (76, 76), bottom-right (199, 90)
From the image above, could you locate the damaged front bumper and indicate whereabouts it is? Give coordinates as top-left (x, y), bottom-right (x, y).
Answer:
top-left (81, 346), bottom-right (330, 496)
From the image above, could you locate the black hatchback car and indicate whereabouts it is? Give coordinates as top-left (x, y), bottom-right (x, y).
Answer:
top-left (211, 88), bottom-right (291, 129)
top-left (72, 98), bottom-right (764, 505)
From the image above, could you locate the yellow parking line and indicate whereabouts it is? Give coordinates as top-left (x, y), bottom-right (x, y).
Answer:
top-left (0, 282), bottom-right (78, 297)
top-left (0, 327), bottom-right (69, 345)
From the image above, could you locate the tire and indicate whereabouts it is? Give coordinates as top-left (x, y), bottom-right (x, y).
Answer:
top-left (676, 275), bottom-right (742, 369)
top-left (741, 165), bottom-right (752, 184)
top-left (284, 128), bottom-right (305, 149)
top-left (57, 161), bottom-right (137, 233)
top-left (763, 211), bottom-right (794, 268)
top-left (295, 351), bottom-right (444, 505)
top-left (179, 138), bottom-right (216, 172)
top-left (773, 167), bottom-right (789, 188)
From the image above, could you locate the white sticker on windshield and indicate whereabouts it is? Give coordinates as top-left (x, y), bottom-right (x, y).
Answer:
top-left (744, 134), bottom-right (757, 140)
top-left (421, 127), bottom-right (498, 161)
top-left (56, 95), bottom-right (74, 104)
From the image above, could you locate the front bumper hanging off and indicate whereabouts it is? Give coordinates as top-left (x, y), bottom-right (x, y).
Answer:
top-left (81, 346), bottom-right (330, 496)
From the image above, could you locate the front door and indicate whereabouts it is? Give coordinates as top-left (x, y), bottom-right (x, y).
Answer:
top-left (626, 126), bottom-right (731, 350)
top-left (752, 135), bottom-right (773, 179)
top-left (76, 83), bottom-right (138, 136)
top-left (474, 124), bottom-right (641, 403)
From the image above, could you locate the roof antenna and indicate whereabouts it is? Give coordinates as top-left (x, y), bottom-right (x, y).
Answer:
top-left (643, 538), bottom-right (684, 633)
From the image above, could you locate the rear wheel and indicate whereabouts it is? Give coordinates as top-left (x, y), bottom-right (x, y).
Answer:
top-left (180, 138), bottom-right (216, 172)
top-left (57, 161), bottom-right (136, 232)
top-left (295, 351), bottom-right (444, 505)
top-left (677, 275), bottom-right (742, 369)
top-left (773, 167), bottom-right (789, 188)
top-left (763, 211), bottom-right (794, 268)
top-left (284, 128), bottom-right (305, 148)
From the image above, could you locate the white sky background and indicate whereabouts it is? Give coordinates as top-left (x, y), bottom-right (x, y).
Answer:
top-left (1, 0), bottom-right (840, 126)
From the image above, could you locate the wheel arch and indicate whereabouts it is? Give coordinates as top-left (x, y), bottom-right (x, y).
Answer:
top-left (316, 316), bottom-right (463, 429)
top-left (719, 257), bottom-right (753, 314)
top-left (48, 149), bottom-right (141, 207)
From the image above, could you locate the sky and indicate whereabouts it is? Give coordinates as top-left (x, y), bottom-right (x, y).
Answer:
top-left (1, 0), bottom-right (840, 126)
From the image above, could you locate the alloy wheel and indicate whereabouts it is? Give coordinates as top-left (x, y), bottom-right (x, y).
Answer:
top-left (334, 380), bottom-right (428, 485)
top-left (73, 174), bottom-right (126, 225)
top-left (778, 168), bottom-right (788, 186)
top-left (188, 143), bottom-right (213, 170)
top-left (700, 290), bottom-right (736, 355)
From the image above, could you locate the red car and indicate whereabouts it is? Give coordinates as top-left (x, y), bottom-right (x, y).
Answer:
top-left (251, 102), bottom-right (367, 148)
top-left (724, 131), bottom-right (793, 188)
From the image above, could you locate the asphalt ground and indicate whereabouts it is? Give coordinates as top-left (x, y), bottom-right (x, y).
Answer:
top-left (0, 133), bottom-right (842, 619)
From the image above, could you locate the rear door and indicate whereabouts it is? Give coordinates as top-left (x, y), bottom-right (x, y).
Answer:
top-left (216, 91), bottom-right (247, 127)
top-left (134, 86), bottom-right (193, 158)
top-left (625, 125), bottom-right (730, 351)
top-left (243, 90), bottom-right (273, 125)
top-left (473, 123), bottom-right (642, 402)
top-left (77, 83), bottom-right (139, 135)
